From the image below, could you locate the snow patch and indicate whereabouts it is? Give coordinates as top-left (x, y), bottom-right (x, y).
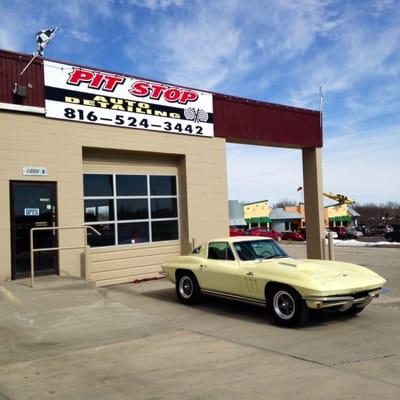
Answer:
top-left (328, 239), bottom-right (400, 247)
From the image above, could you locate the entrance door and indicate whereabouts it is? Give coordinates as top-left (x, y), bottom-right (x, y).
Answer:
top-left (10, 181), bottom-right (58, 279)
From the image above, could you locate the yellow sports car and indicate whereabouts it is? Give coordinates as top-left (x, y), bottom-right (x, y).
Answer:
top-left (162, 237), bottom-right (386, 326)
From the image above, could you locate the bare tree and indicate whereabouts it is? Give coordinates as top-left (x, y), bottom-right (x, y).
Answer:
top-left (273, 198), bottom-right (297, 208)
top-left (353, 202), bottom-right (400, 226)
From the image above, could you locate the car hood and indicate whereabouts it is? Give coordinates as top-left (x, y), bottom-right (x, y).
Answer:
top-left (258, 257), bottom-right (386, 292)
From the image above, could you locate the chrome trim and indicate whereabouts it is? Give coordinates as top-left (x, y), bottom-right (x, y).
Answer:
top-left (303, 295), bottom-right (353, 302)
top-left (303, 288), bottom-right (382, 309)
top-left (202, 289), bottom-right (266, 305)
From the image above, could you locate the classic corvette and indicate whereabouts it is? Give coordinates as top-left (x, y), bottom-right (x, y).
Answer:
top-left (162, 236), bottom-right (386, 326)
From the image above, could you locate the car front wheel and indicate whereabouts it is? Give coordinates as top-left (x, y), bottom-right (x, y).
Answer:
top-left (268, 285), bottom-right (309, 327)
top-left (176, 272), bottom-right (201, 305)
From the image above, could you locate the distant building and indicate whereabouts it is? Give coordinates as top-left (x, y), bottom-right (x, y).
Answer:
top-left (285, 203), bottom-right (329, 229)
top-left (269, 208), bottom-right (302, 232)
top-left (326, 204), bottom-right (360, 227)
top-left (242, 200), bottom-right (271, 228)
top-left (228, 200), bottom-right (246, 227)
top-left (241, 199), bottom-right (361, 232)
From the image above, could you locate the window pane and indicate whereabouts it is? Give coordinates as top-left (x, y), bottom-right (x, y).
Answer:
top-left (87, 224), bottom-right (115, 247)
top-left (118, 222), bottom-right (149, 244)
top-left (151, 198), bottom-right (177, 219)
top-left (150, 176), bottom-right (176, 196)
top-left (117, 199), bottom-right (148, 220)
top-left (84, 199), bottom-right (114, 222)
top-left (116, 175), bottom-right (147, 196)
top-left (208, 242), bottom-right (235, 260)
top-left (84, 174), bottom-right (113, 197)
top-left (151, 220), bottom-right (178, 242)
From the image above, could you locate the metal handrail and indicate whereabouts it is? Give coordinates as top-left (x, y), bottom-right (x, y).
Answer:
top-left (29, 225), bottom-right (101, 288)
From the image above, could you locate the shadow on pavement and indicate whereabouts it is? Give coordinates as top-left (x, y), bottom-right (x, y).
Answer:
top-left (140, 286), bottom-right (359, 328)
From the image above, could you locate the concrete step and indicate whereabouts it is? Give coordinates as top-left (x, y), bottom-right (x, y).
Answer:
top-left (3, 275), bottom-right (97, 291)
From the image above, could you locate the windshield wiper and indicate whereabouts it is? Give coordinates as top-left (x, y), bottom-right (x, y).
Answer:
top-left (261, 255), bottom-right (286, 260)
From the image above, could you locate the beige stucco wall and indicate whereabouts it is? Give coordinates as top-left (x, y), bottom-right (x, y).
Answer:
top-left (326, 203), bottom-right (348, 218)
top-left (243, 201), bottom-right (270, 219)
top-left (0, 110), bottom-right (229, 284)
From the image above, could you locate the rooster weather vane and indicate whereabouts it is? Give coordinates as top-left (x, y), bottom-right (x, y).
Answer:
top-left (184, 107), bottom-right (209, 123)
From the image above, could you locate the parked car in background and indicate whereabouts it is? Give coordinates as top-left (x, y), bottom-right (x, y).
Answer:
top-left (370, 224), bottom-right (392, 236)
top-left (346, 228), bottom-right (364, 239)
top-left (325, 229), bottom-right (338, 239)
top-left (331, 226), bottom-right (348, 239)
top-left (245, 227), bottom-right (282, 241)
top-left (229, 227), bottom-right (245, 237)
top-left (357, 225), bottom-right (372, 236)
top-left (280, 231), bottom-right (305, 241)
top-left (385, 225), bottom-right (400, 242)
top-left (298, 228), bottom-right (306, 239)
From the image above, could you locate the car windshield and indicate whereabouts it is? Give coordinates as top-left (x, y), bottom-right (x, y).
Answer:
top-left (233, 239), bottom-right (288, 261)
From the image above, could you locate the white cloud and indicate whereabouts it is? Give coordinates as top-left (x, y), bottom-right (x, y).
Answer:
top-left (226, 144), bottom-right (303, 204)
top-left (227, 129), bottom-right (400, 205)
top-left (127, 0), bottom-right (184, 10)
top-left (0, 0), bottom-right (398, 203)
top-left (68, 30), bottom-right (93, 44)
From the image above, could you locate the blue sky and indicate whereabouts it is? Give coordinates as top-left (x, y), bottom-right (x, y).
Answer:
top-left (1, 0), bottom-right (399, 205)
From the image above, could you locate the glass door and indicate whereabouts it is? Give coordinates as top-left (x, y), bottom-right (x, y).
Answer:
top-left (10, 181), bottom-right (58, 279)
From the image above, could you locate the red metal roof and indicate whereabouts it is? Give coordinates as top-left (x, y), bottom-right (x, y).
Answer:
top-left (0, 49), bottom-right (322, 148)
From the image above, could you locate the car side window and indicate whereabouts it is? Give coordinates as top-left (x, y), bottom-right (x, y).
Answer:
top-left (208, 242), bottom-right (235, 261)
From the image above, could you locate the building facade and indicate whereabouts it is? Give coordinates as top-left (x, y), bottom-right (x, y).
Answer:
top-left (243, 200), bottom-right (271, 227)
top-left (0, 49), bottom-right (324, 284)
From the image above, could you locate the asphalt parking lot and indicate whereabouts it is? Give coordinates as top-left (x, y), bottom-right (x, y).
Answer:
top-left (0, 244), bottom-right (399, 399)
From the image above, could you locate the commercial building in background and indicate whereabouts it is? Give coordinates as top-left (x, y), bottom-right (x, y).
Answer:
top-left (326, 204), bottom-right (360, 228)
top-left (243, 200), bottom-right (271, 228)
top-left (0, 49), bottom-right (323, 285)
top-left (269, 208), bottom-right (302, 232)
top-left (240, 200), bottom-right (360, 232)
top-left (228, 200), bottom-right (246, 227)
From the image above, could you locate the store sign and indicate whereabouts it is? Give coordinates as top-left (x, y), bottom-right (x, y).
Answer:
top-left (23, 166), bottom-right (48, 176)
top-left (43, 61), bottom-right (214, 137)
top-left (24, 208), bottom-right (40, 216)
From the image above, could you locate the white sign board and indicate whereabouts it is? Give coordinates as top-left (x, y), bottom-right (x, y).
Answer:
top-left (24, 208), bottom-right (40, 216)
top-left (23, 167), bottom-right (48, 176)
top-left (43, 61), bottom-right (214, 137)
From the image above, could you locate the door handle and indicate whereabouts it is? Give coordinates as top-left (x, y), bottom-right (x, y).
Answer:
top-left (246, 271), bottom-right (254, 276)
top-left (200, 264), bottom-right (207, 269)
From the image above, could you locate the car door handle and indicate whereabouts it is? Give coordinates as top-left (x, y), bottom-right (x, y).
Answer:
top-left (246, 272), bottom-right (254, 276)
top-left (200, 264), bottom-right (207, 269)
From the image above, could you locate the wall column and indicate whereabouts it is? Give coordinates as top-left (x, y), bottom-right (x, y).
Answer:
top-left (302, 147), bottom-right (325, 259)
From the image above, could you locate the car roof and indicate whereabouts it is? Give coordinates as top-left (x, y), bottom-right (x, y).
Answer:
top-left (207, 236), bottom-right (273, 244)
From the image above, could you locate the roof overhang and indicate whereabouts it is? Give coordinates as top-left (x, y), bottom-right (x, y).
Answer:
top-left (0, 49), bottom-right (322, 149)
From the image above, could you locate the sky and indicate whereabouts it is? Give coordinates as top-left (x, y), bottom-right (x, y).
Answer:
top-left (1, 0), bottom-right (399, 205)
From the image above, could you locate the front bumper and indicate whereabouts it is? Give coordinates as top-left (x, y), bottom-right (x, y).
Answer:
top-left (303, 288), bottom-right (382, 311)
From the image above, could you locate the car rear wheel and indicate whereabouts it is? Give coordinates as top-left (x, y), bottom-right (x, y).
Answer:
top-left (176, 272), bottom-right (201, 305)
top-left (268, 285), bottom-right (309, 327)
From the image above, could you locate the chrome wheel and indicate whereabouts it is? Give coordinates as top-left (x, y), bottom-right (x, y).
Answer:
top-left (178, 275), bottom-right (194, 299)
top-left (273, 290), bottom-right (296, 320)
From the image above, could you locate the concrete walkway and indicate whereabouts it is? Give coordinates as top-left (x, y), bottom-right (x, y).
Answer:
top-left (0, 270), bottom-right (399, 399)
